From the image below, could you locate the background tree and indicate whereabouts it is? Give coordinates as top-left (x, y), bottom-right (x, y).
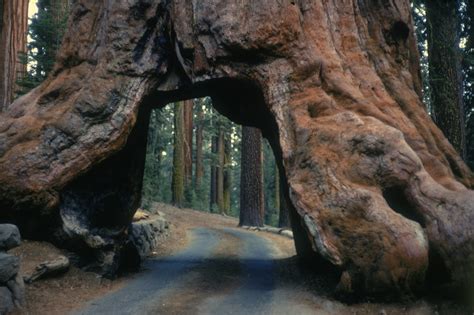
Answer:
top-left (194, 99), bottom-right (204, 189)
top-left (216, 128), bottom-right (225, 213)
top-left (0, 0), bottom-right (29, 110)
top-left (141, 97), bottom-right (280, 226)
top-left (209, 120), bottom-right (218, 212)
top-left (172, 102), bottom-right (185, 207)
top-left (239, 126), bottom-right (264, 227)
top-left (183, 99), bottom-right (193, 187)
top-left (462, 0), bottom-right (474, 169)
top-left (426, 0), bottom-right (466, 157)
top-left (223, 137), bottom-right (232, 214)
top-left (275, 166), bottom-right (290, 228)
top-left (17, 0), bottom-right (70, 95)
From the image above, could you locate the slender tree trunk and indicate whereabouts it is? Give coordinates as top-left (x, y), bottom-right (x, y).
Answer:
top-left (277, 165), bottom-right (290, 228)
top-left (463, 0), bottom-right (474, 170)
top-left (223, 136), bottom-right (231, 214)
top-left (172, 102), bottom-right (185, 207)
top-left (426, 0), bottom-right (466, 158)
top-left (216, 128), bottom-right (225, 213)
top-left (239, 126), bottom-right (264, 227)
top-left (209, 134), bottom-right (218, 211)
top-left (195, 103), bottom-right (204, 189)
top-left (0, 0), bottom-right (29, 111)
top-left (183, 99), bottom-right (193, 187)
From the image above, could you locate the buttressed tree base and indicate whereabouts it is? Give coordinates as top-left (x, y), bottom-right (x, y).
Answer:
top-left (0, 0), bottom-right (472, 296)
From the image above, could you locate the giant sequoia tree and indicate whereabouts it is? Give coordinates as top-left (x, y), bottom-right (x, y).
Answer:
top-left (0, 0), bottom-right (28, 110)
top-left (0, 0), bottom-right (473, 296)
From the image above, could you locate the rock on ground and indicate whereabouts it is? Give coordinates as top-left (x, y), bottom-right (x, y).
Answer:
top-left (0, 224), bottom-right (24, 313)
top-left (0, 224), bottom-right (21, 250)
top-left (129, 212), bottom-right (169, 258)
top-left (0, 286), bottom-right (14, 315)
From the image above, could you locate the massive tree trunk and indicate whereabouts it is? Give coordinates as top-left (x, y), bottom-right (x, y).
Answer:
top-left (0, 0), bottom-right (29, 111)
top-left (172, 102), bottom-right (185, 207)
top-left (425, 0), bottom-right (466, 158)
top-left (0, 0), bottom-right (472, 294)
top-left (239, 126), bottom-right (264, 227)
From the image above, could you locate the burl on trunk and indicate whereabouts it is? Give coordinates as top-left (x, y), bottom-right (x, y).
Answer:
top-left (0, 0), bottom-right (472, 295)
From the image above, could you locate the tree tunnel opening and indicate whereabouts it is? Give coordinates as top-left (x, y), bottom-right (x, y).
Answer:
top-left (141, 77), bottom-right (298, 233)
top-left (138, 77), bottom-right (341, 277)
top-left (34, 75), bottom-right (341, 279)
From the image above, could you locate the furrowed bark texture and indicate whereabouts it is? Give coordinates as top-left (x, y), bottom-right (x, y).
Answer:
top-left (0, 0), bottom-right (472, 294)
top-left (183, 99), bottom-right (193, 185)
top-left (172, 102), bottom-right (185, 207)
top-left (239, 126), bottom-right (264, 227)
top-left (0, 0), bottom-right (29, 110)
top-left (194, 104), bottom-right (204, 189)
top-left (426, 0), bottom-right (466, 158)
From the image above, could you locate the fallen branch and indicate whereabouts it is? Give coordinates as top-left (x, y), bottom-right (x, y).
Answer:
top-left (24, 256), bottom-right (70, 284)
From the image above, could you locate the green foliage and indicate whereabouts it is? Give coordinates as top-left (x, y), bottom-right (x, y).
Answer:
top-left (17, 0), bottom-right (69, 96)
top-left (263, 140), bottom-right (279, 227)
top-left (141, 97), bottom-right (282, 223)
top-left (412, 1), bottom-right (432, 111)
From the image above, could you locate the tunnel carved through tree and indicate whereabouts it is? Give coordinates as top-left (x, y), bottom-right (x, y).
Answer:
top-left (0, 0), bottom-right (473, 295)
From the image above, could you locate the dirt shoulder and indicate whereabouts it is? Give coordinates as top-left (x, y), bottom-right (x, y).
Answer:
top-left (7, 203), bottom-right (239, 315)
top-left (8, 203), bottom-right (473, 315)
top-left (10, 241), bottom-right (124, 315)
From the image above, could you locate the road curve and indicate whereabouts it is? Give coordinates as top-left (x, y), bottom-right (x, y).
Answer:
top-left (75, 227), bottom-right (306, 315)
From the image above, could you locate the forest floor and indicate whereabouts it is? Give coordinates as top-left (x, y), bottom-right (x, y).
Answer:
top-left (9, 202), bottom-right (473, 314)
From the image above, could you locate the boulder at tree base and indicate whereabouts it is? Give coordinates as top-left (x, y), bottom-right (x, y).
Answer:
top-left (0, 0), bottom-right (473, 296)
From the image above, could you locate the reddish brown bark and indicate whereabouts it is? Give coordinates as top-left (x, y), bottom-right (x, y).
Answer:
top-left (183, 99), bottom-right (193, 185)
top-left (0, 0), bottom-right (472, 293)
top-left (0, 0), bottom-right (28, 110)
top-left (194, 103), bottom-right (204, 189)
